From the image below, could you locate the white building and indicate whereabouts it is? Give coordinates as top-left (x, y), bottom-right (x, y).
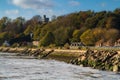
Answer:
top-left (3, 40), bottom-right (10, 47)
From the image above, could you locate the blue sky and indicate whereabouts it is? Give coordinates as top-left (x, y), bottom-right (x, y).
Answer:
top-left (0, 0), bottom-right (120, 20)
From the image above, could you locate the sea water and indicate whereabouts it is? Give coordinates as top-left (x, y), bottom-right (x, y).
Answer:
top-left (0, 52), bottom-right (120, 80)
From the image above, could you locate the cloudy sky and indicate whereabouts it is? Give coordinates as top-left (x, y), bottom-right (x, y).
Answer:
top-left (0, 0), bottom-right (120, 19)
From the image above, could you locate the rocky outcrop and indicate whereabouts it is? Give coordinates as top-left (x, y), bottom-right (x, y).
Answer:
top-left (70, 49), bottom-right (120, 72)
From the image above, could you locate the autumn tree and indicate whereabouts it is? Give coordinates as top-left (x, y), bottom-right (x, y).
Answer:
top-left (24, 25), bottom-right (33, 35)
top-left (39, 32), bottom-right (55, 47)
top-left (33, 25), bottom-right (41, 40)
top-left (80, 29), bottom-right (96, 46)
top-left (104, 29), bottom-right (119, 42)
top-left (114, 8), bottom-right (120, 15)
top-left (0, 32), bottom-right (9, 45)
top-left (54, 27), bottom-right (73, 46)
top-left (0, 17), bottom-right (11, 32)
top-left (31, 15), bottom-right (42, 24)
top-left (72, 30), bottom-right (82, 42)
top-left (13, 17), bottom-right (25, 34)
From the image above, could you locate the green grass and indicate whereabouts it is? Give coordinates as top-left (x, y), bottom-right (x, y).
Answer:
top-left (45, 52), bottom-right (78, 63)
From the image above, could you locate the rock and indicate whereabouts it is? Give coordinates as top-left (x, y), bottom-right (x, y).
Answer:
top-left (102, 50), bottom-right (118, 63)
top-left (80, 56), bottom-right (86, 61)
top-left (40, 49), bottom-right (54, 59)
top-left (80, 64), bottom-right (83, 67)
top-left (71, 49), bottom-right (120, 72)
top-left (113, 65), bottom-right (119, 72)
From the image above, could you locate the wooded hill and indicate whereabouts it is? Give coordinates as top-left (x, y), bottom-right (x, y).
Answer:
top-left (0, 8), bottom-right (120, 47)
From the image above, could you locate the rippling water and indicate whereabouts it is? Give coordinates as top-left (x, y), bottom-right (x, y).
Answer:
top-left (0, 52), bottom-right (120, 80)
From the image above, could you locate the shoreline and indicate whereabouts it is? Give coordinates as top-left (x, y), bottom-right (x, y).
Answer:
top-left (0, 47), bottom-right (120, 72)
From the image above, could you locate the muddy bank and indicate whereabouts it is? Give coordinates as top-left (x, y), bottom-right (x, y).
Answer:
top-left (0, 47), bottom-right (120, 72)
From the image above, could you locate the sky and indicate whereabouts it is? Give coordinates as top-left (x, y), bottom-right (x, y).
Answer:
top-left (0, 0), bottom-right (120, 20)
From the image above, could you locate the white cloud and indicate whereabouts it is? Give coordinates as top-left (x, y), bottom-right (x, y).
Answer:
top-left (10, 0), bottom-right (56, 19)
top-left (5, 10), bottom-right (19, 15)
top-left (11, 0), bottom-right (54, 9)
top-left (69, 0), bottom-right (80, 6)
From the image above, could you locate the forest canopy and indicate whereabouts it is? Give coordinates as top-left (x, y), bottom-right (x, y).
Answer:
top-left (0, 8), bottom-right (120, 47)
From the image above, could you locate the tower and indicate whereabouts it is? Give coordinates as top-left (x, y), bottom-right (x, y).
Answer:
top-left (43, 15), bottom-right (49, 23)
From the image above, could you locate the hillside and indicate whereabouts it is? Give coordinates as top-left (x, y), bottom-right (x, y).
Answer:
top-left (0, 8), bottom-right (120, 47)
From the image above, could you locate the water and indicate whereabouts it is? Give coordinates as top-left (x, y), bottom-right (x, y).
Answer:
top-left (0, 52), bottom-right (120, 80)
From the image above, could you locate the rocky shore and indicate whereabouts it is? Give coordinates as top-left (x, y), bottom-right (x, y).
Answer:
top-left (70, 49), bottom-right (120, 72)
top-left (0, 47), bottom-right (120, 72)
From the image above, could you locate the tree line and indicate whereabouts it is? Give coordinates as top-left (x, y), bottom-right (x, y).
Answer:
top-left (0, 8), bottom-right (120, 47)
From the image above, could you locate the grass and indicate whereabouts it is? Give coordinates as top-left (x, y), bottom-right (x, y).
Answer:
top-left (45, 52), bottom-right (78, 63)
top-left (78, 46), bottom-right (120, 51)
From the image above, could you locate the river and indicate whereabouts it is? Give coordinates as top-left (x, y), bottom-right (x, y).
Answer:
top-left (0, 52), bottom-right (120, 80)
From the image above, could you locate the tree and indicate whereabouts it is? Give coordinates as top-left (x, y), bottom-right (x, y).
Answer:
top-left (93, 28), bottom-right (104, 42)
top-left (54, 27), bottom-right (72, 46)
top-left (33, 26), bottom-right (41, 40)
top-left (39, 32), bottom-right (55, 46)
top-left (114, 8), bottom-right (120, 14)
top-left (80, 29), bottom-right (96, 46)
top-left (0, 32), bottom-right (9, 45)
top-left (24, 25), bottom-right (33, 35)
top-left (72, 30), bottom-right (82, 42)
top-left (84, 11), bottom-right (107, 29)
top-left (106, 17), bottom-right (117, 29)
top-left (51, 15), bottom-right (57, 21)
top-left (0, 17), bottom-right (10, 32)
top-left (84, 17), bottom-right (98, 29)
top-left (39, 28), bottom-right (48, 39)
top-left (96, 17), bottom-right (107, 28)
top-left (104, 29), bottom-right (119, 42)
top-left (31, 15), bottom-right (42, 24)
top-left (13, 17), bottom-right (25, 34)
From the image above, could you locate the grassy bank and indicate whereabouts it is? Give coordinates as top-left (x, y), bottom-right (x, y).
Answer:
top-left (0, 47), bottom-right (82, 63)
